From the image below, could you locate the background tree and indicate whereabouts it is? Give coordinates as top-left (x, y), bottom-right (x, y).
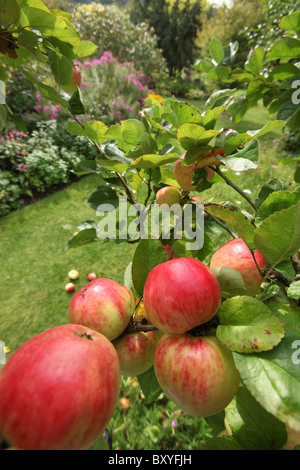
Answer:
top-left (196, 0), bottom-right (265, 67)
top-left (129, 0), bottom-right (202, 76)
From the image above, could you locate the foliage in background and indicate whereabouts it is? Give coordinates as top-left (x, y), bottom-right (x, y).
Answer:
top-left (196, 0), bottom-right (264, 68)
top-left (72, 2), bottom-right (167, 84)
top-left (0, 121), bottom-right (98, 215)
top-left (194, 9), bottom-right (300, 185)
top-left (128, 0), bottom-right (202, 77)
top-left (245, 0), bottom-right (299, 50)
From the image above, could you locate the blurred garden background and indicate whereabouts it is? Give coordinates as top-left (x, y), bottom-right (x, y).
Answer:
top-left (0, 0), bottom-right (299, 450)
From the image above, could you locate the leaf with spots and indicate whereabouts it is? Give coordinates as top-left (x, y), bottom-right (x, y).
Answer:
top-left (216, 296), bottom-right (285, 353)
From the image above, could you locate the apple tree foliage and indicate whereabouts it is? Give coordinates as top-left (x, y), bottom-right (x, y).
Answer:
top-left (1, 0), bottom-right (300, 450)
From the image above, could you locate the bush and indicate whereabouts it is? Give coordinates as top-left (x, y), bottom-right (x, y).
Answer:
top-left (72, 3), bottom-right (167, 85)
top-left (0, 121), bottom-right (98, 215)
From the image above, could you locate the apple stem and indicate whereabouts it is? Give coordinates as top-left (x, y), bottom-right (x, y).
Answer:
top-left (75, 332), bottom-right (94, 341)
top-left (126, 324), bottom-right (159, 334)
top-left (209, 166), bottom-right (257, 211)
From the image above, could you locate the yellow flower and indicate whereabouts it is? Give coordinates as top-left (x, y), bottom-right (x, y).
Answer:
top-left (145, 92), bottom-right (165, 104)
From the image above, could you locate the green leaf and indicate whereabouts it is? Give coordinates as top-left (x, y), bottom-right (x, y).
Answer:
top-left (233, 315), bottom-right (300, 432)
top-left (204, 203), bottom-right (256, 250)
top-left (87, 186), bottom-right (119, 211)
top-left (72, 40), bottom-right (98, 58)
top-left (225, 386), bottom-right (287, 450)
top-left (97, 159), bottom-right (128, 174)
top-left (169, 100), bottom-right (202, 127)
top-left (245, 47), bottom-right (265, 76)
top-left (287, 281), bottom-right (300, 300)
top-left (0, 104), bottom-right (8, 129)
top-left (256, 190), bottom-right (300, 225)
top-left (48, 50), bottom-right (73, 86)
top-left (131, 239), bottom-right (167, 297)
top-left (177, 123), bottom-right (219, 151)
top-left (209, 38), bottom-right (225, 64)
top-left (267, 38), bottom-right (300, 61)
top-left (73, 160), bottom-right (102, 176)
top-left (206, 65), bottom-right (231, 81)
top-left (279, 11), bottom-right (300, 33)
top-left (219, 139), bottom-right (259, 171)
top-left (205, 88), bottom-right (236, 110)
top-left (274, 260), bottom-right (296, 281)
top-left (84, 121), bottom-right (109, 145)
top-left (216, 296), bottom-right (285, 353)
top-left (211, 267), bottom-right (248, 299)
top-left (255, 178), bottom-right (290, 209)
top-left (68, 89), bottom-right (85, 116)
top-left (137, 366), bottom-right (162, 404)
top-left (65, 223), bottom-right (98, 250)
top-left (22, 70), bottom-right (69, 108)
top-left (254, 201), bottom-right (300, 269)
top-left (130, 154), bottom-right (178, 169)
top-left (19, 6), bottom-right (80, 45)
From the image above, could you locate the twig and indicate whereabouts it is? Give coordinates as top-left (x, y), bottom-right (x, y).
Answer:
top-left (209, 165), bottom-right (257, 211)
top-left (69, 112), bottom-right (136, 205)
top-left (204, 209), bottom-right (238, 239)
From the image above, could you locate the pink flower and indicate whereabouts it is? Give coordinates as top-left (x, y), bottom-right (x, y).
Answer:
top-left (17, 163), bottom-right (27, 172)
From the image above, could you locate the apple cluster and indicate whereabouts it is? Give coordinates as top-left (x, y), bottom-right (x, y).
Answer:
top-left (0, 182), bottom-right (266, 449)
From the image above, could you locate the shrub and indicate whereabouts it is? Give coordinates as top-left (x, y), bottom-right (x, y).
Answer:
top-left (0, 121), bottom-right (98, 215)
top-left (72, 3), bottom-right (167, 85)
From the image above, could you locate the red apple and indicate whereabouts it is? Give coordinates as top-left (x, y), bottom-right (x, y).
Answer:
top-left (209, 238), bottom-right (265, 296)
top-left (88, 272), bottom-right (96, 281)
top-left (68, 278), bottom-right (134, 341)
top-left (61, 66), bottom-right (81, 93)
top-left (154, 333), bottom-right (240, 418)
top-left (156, 186), bottom-right (181, 207)
top-left (65, 282), bottom-right (75, 292)
top-left (113, 330), bottom-right (161, 376)
top-left (143, 257), bottom-right (222, 334)
top-left (68, 269), bottom-right (79, 280)
top-left (0, 324), bottom-right (120, 450)
top-left (173, 151), bottom-right (221, 191)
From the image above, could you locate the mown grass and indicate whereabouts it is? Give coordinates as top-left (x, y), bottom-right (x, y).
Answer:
top-left (0, 100), bottom-right (296, 450)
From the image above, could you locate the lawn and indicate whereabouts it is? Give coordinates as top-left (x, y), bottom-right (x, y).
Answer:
top-left (0, 173), bottom-right (136, 355)
top-left (0, 100), bottom-right (295, 450)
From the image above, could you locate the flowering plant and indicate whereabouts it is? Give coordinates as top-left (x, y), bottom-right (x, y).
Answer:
top-left (77, 52), bottom-right (152, 124)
